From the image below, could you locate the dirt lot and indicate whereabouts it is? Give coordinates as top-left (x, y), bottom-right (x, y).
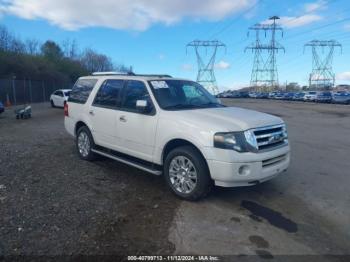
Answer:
top-left (0, 100), bottom-right (350, 260)
top-left (0, 104), bottom-right (180, 256)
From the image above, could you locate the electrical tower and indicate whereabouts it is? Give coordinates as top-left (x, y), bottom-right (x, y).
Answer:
top-left (304, 40), bottom-right (342, 89)
top-left (245, 16), bottom-right (285, 90)
top-left (187, 40), bottom-right (226, 95)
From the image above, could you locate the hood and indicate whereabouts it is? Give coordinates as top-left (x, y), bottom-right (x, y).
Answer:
top-left (167, 106), bottom-right (283, 132)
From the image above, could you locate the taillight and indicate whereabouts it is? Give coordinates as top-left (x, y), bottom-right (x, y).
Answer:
top-left (64, 103), bottom-right (69, 117)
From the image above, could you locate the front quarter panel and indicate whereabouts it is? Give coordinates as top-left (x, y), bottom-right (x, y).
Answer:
top-left (153, 113), bottom-right (216, 164)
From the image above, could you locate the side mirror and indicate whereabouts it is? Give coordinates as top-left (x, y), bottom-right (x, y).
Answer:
top-left (136, 100), bottom-right (149, 113)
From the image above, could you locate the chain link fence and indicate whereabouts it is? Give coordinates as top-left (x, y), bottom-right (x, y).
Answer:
top-left (0, 78), bottom-right (74, 105)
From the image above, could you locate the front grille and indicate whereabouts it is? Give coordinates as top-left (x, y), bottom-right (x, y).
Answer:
top-left (262, 154), bottom-right (287, 168)
top-left (252, 124), bottom-right (288, 151)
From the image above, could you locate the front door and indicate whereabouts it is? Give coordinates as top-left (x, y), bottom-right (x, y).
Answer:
top-left (117, 80), bottom-right (158, 162)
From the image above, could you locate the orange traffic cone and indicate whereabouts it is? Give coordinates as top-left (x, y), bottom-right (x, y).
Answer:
top-left (5, 94), bottom-right (12, 107)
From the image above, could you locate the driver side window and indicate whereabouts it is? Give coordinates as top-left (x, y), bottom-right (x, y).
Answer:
top-left (121, 80), bottom-right (154, 114)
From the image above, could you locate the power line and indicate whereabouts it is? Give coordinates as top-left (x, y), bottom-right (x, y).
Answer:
top-left (286, 16), bottom-right (350, 41)
top-left (208, 0), bottom-right (263, 39)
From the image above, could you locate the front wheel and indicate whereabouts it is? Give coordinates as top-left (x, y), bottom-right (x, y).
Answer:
top-left (50, 100), bottom-right (55, 108)
top-left (164, 146), bottom-right (213, 201)
top-left (76, 126), bottom-right (97, 161)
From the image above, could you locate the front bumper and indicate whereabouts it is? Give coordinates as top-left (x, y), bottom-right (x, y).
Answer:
top-left (204, 145), bottom-right (290, 187)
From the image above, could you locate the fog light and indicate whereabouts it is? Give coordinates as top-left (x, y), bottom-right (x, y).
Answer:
top-left (238, 165), bottom-right (250, 176)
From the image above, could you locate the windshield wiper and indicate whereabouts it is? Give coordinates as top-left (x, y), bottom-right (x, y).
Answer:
top-left (163, 104), bottom-right (200, 109)
top-left (164, 102), bottom-right (225, 110)
top-left (197, 102), bottom-right (225, 108)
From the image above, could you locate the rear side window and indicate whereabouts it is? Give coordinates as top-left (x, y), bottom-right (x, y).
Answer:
top-left (69, 79), bottom-right (97, 104)
top-left (54, 91), bottom-right (63, 97)
top-left (93, 80), bottom-right (124, 108)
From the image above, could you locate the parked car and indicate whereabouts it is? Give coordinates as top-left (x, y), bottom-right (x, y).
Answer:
top-left (304, 91), bottom-right (318, 102)
top-left (282, 92), bottom-right (295, 100)
top-left (239, 91), bottom-right (250, 98)
top-left (248, 92), bottom-right (259, 98)
top-left (50, 89), bottom-right (72, 107)
top-left (274, 92), bottom-right (285, 99)
top-left (257, 92), bottom-right (269, 99)
top-left (268, 92), bottom-right (278, 99)
top-left (64, 72), bottom-right (290, 200)
top-left (315, 91), bottom-right (332, 103)
top-left (332, 92), bottom-right (350, 104)
top-left (228, 91), bottom-right (241, 98)
top-left (0, 101), bottom-right (4, 114)
top-left (293, 92), bottom-right (305, 101)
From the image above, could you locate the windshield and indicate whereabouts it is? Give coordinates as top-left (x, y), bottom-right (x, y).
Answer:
top-left (148, 80), bottom-right (224, 110)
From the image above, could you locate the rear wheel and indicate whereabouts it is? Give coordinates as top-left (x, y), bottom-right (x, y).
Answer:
top-left (164, 146), bottom-right (212, 201)
top-left (76, 126), bottom-right (97, 161)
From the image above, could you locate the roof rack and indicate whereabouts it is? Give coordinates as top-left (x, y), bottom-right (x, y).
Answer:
top-left (91, 72), bottom-right (172, 78)
top-left (91, 71), bottom-right (132, 76)
top-left (135, 74), bottom-right (172, 78)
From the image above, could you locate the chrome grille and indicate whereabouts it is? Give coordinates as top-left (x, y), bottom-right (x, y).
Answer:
top-left (252, 124), bottom-right (288, 151)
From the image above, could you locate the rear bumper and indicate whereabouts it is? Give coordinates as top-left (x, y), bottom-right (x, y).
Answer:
top-left (205, 145), bottom-right (290, 187)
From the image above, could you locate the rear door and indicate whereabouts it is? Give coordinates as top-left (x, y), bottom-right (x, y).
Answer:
top-left (53, 91), bottom-right (65, 106)
top-left (117, 80), bottom-right (158, 162)
top-left (89, 79), bottom-right (124, 149)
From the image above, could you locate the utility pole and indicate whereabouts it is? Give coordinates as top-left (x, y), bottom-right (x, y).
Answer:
top-left (187, 40), bottom-right (226, 95)
top-left (245, 16), bottom-right (284, 91)
top-left (304, 40), bottom-right (342, 90)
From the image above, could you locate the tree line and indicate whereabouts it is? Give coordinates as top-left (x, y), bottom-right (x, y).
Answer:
top-left (0, 25), bottom-right (129, 83)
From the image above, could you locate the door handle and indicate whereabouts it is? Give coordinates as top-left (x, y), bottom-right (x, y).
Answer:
top-left (89, 110), bottom-right (94, 116)
top-left (119, 116), bottom-right (127, 122)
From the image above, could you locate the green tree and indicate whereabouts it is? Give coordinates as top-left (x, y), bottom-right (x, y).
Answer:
top-left (41, 40), bottom-right (63, 61)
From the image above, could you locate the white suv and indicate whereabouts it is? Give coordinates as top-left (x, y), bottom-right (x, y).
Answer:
top-left (64, 72), bottom-right (290, 200)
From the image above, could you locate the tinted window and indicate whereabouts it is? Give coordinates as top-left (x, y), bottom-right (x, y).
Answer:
top-left (122, 81), bottom-right (153, 113)
top-left (64, 91), bottom-right (71, 97)
top-left (93, 80), bottom-right (124, 108)
top-left (149, 80), bottom-right (222, 110)
top-left (69, 79), bottom-right (97, 104)
top-left (54, 91), bottom-right (63, 97)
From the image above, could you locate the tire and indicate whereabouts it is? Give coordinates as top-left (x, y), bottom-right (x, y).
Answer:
top-left (76, 126), bottom-right (97, 161)
top-left (163, 146), bottom-right (213, 201)
top-left (51, 100), bottom-right (55, 108)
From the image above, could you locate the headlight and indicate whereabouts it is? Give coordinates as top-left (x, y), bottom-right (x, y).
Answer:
top-left (213, 132), bottom-right (248, 152)
top-left (244, 129), bottom-right (258, 150)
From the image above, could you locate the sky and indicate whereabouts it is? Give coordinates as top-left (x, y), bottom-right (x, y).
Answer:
top-left (1, 0), bottom-right (350, 91)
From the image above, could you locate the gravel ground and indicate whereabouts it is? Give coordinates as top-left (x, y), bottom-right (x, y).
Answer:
top-left (0, 103), bottom-right (180, 256)
top-left (1, 100), bottom-right (350, 260)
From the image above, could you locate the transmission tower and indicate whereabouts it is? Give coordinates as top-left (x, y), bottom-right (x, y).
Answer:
top-left (245, 16), bottom-right (285, 91)
top-left (304, 40), bottom-right (342, 89)
top-left (187, 40), bottom-right (226, 95)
